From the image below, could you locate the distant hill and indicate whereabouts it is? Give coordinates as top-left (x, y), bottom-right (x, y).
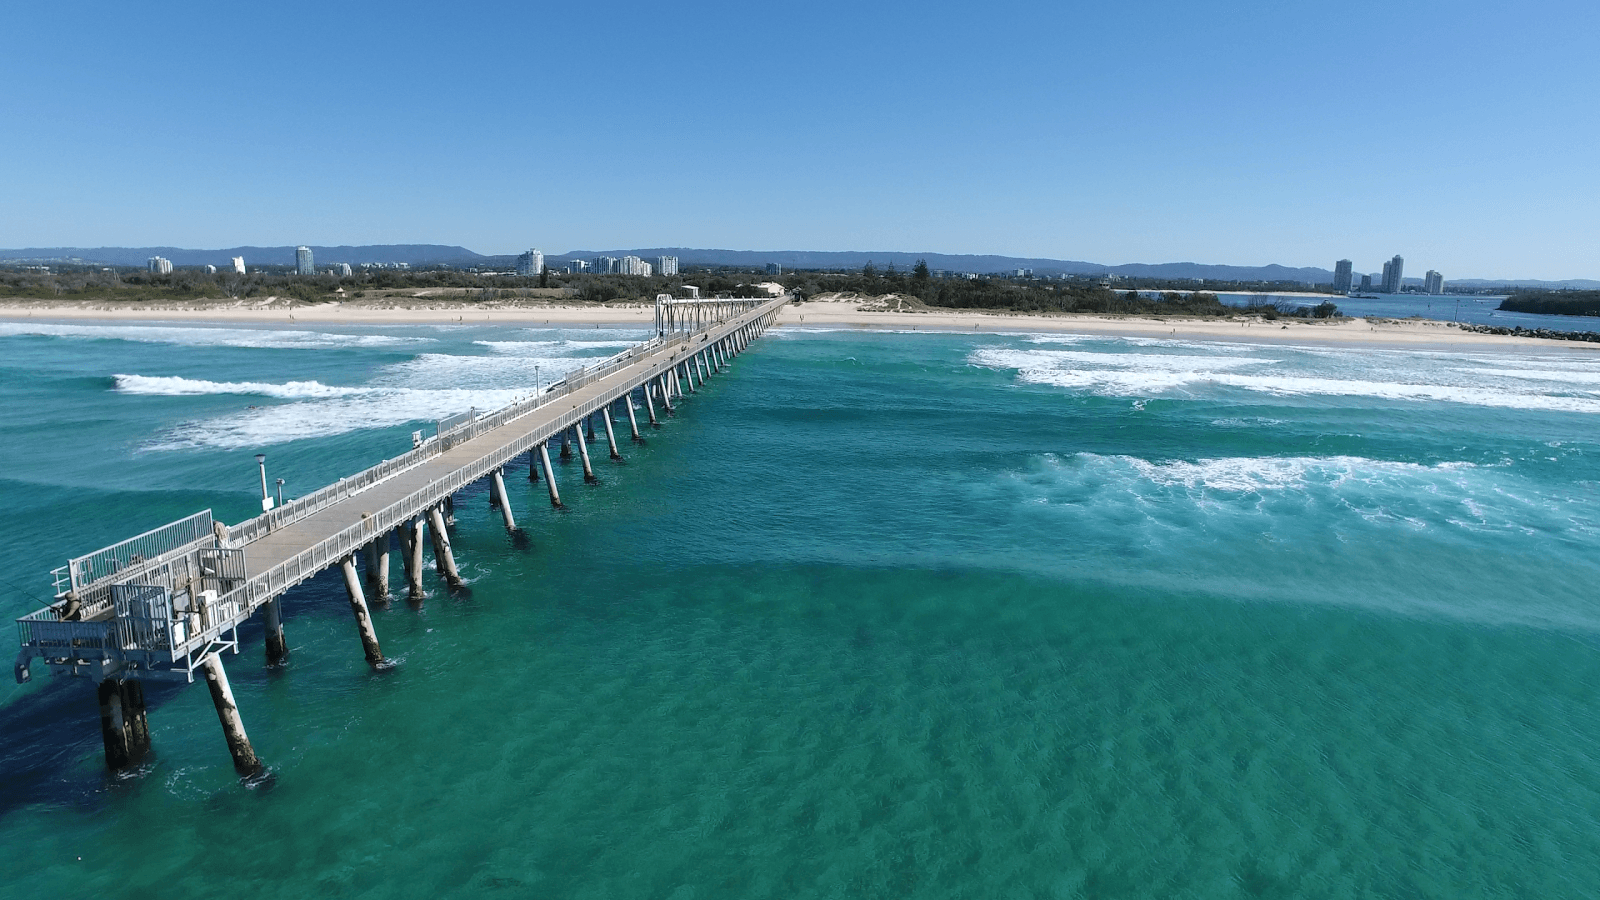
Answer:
top-left (1445, 277), bottom-right (1600, 290)
top-left (549, 248), bottom-right (1335, 283)
top-left (0, 244), bottom-right (484, 268)
top-left (4, 244), bottom-right (1592, 287)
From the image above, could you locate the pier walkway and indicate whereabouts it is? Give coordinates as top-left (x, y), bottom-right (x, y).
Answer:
top-left (12, 295), bottom-right (785, 777)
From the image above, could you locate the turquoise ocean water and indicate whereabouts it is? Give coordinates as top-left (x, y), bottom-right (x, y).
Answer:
top-left (1, 319), bottom-right (1598, 898)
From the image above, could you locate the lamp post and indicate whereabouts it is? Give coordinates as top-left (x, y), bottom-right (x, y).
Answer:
top-left (276, 478), bottom-right (285, 508)
top-left (256, 454), bottom-right (272, 511)
top-left (535, 364), bottom-right (541, 395)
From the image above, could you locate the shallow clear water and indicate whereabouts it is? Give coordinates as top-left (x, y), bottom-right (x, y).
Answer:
top-left (2, 320), bottom-right (1598, 898)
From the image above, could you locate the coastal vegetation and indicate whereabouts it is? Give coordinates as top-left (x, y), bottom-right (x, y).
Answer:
top-left (0, 262), bottom-right (1339, 319)
top-left (1497, 291), bottom-right (1600, 317)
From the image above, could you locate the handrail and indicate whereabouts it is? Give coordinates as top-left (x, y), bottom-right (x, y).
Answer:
top-left (225, 334), bottom-right (696, 545)
top-left (191, 300), bottom-right (783, 660)
top-left (17, 296), bottom-right (786, 675)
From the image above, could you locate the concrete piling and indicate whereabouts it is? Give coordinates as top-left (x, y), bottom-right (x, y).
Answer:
top-left (644, 383), bottom-right (659, 426)
top-left (603, 403), bottom-right (623, 458)
top-left (491, 468), bottom-right (517, 531)
top-left (443, 495), bottom-right (455, 527)
top-left (660, 375), bottom-right (675, 414)
top-left (363, 536), bottom-right (389, 603)
top-left (527, 448), bottom-right (539, 481)
top-left (263, 597), bottom-right (289, 665)
top-left (98, 677), bottom-right (151, 770)
top-left (426, 506), bottom-right (464, 590)
top-left (586, 415), bottom-right (596, 441)
top-left (396, 521), bottom-right (425, 603)
top-left (201, 653), bottom-right (264, 778)
top-left (340, 556), bottom-right (385, 667)
top-left (574, 424), bottom-right (596, 482)
top-left (538, 442), bottom-right (562, 507)
top-left (626, 393), bottom-right (642, 440)
top-left (560, 430), bottom-right (572, 459)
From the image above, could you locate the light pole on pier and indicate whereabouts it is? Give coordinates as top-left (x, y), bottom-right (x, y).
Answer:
top-left (256, 454), bottom-right (273, 511)
top-left (276, 478), bottom-right (285, 508)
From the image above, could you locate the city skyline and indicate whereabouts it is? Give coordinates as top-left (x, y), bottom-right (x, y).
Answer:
top-left (2, 2), bottom-right (1595, 280)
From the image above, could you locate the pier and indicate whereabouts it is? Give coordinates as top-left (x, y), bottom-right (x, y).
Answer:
top-left (12, 295), bottom-right (785, 777)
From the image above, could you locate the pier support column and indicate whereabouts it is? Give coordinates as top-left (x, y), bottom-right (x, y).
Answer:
top-left (626, 393), bottom-right (642, 440)
top-left (396, 520), bottom-right (425, 604)
top-left (660, 375), bottom-right (675, 414)
top-left (263, 597), bottom-right (289, 665)
top-left (202, 653), bottom-right (263, 778)
top-left (560, 430), bottom-right (572, 459)
top-left (426, 506), bottom-right (465, 590)
top-left (586, 415), bottom-right (596, 441)
top-left (574, 424), bottom-right (596, 482)
top-left (527, 449), bottom-right (539, 481)
top-left (683, 362), bottom-right (697, 393)
top-left (363, 536), bottom-right (389, 604)
top-left (98, 677), bottom-right (151, 770)
top-left (644, 383), bottom-right (659, 426)
top-left (491, 469), bottom-right (517, 531)
top-left (443, 495), bottom-right (456, 527)
top-left (340, 556), bottom-right (385, 667)
top-left (538, 443), bottom-right (562, 507)
top-left (602, 405), bottom-right (623, 459)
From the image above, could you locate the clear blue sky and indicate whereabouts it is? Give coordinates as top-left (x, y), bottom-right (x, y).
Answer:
top-left (4, 0), bottom-right (1596, 279)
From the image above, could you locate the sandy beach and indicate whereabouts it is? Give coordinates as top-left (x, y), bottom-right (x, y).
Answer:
top-left (0, 296), bottom-right (1590, 353)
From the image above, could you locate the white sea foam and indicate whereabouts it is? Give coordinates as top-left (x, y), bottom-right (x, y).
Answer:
top-left (1465, 368), bottom-right (1600, 385)
top-left (1074, 453), bottom-right (1475, 494)
top-left (474, 339), bottom-right (637, 354)
top-left (144, 387), bottom-right (530, 450)
top-left (113, 374), bottom-right (375, 399)
top-left (380, 353), bottom-right (590, 391)
top-left (0, 322), bottom-right (431, 349)
top-left (970, 344), bottom-right (1600, 414)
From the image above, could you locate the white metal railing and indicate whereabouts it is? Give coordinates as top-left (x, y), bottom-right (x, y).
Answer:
top-left (17, 298), bottom-right (786, 677)
top-left (192, 302), bottom-right (783, 659)
top-left (226, 334), bottom-right (692, 544)
top-left (54, 510), bottom-right (215, 596)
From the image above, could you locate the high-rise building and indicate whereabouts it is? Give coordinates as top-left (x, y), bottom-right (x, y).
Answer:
top-left (147, 256), bottom-right (173, 274)
top-left (296, 246), bottom-right (315, 276)
top-left (1333, 259), bottom-right (1353, 293)
top-left (621, 255), bottom-right (644, 275)
top-left (656, 255), bottom-right (678, 276)
top-left (568, 259), bottom-right (589, 273)
top-left (204, 264), bottom-right (217, 274)
top-left (1359, 274), bottom-right (1373, 292)
top-left (1380, 254), bottom-right (1404, 293)
top-left (515, 249), bottom-right (544, 276)
top-left (639, 261), bottom-right (653, 277)
top-left (231, 256), bottom-right (246, 274)
top-left (593, 256), bottom-right (619, 274)
top-left (766, 263), bottom-right (783, 276)
top-left (1424, 270), bottom-right (1444, 295)
top-left (337, 263), bottom-right (353, 277)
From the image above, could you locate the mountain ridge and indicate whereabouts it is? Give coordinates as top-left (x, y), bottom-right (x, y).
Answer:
top-left (4, 245), bottom-right (1595, 288)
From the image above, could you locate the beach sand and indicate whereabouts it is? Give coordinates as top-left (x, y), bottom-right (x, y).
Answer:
top-left (0, 296), bottom-right (1590, 353)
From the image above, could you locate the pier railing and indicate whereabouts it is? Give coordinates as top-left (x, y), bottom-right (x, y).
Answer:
top-left (191, 330), bottom-right (716, 662)
top-left (53, 510), bottom-right (216, 596)
top-left (226, 333), bottom-right (689, 544)
top-left (20, 297), bottom-right (780, 678)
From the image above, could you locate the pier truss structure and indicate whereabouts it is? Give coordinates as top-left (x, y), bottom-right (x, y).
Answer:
top-left (13, 296), bottom-right (786, 778)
